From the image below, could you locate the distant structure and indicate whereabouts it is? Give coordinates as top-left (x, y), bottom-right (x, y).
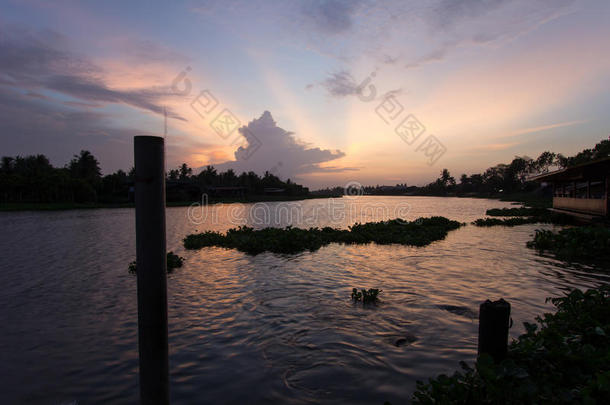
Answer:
top-left (532, 157), bottom-right (610, 218)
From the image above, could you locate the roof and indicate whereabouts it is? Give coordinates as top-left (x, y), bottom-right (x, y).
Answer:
top-left (530, 157), bottom-right (610, 182)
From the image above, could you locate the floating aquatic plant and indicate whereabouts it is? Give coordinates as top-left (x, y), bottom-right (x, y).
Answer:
top-left (128, 251), bottom-right (185, 273)
top-left (351, 288), bottom-right (382, 304)
top-left (485, 207), bottom-right (550, 217)
top-left (183, 217), bottom-right (464, 255)
top-left (473, 212), bottom-right (576, 227)
top-left (527, 227), bottom-right (610, 264)
top-left (473, 217), bottom-right (539, 227)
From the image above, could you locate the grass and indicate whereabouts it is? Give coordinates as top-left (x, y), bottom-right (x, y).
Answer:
top-left (183, 216), bottom-right (464, 255)
top-left (527, 227), bottom-right (610, 264)
top-left (412, 285), bottom-right (610, 404)
top-left (351, 288), bottom-right (381, 304)
top-left (128, 251), bottom-right (185, 273)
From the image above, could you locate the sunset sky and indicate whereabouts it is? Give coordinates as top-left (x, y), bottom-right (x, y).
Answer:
top-left (1, 0), bottom-right (609, 188)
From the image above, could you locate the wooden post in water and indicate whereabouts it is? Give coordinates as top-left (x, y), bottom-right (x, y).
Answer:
top-left (478, 299), bottom-right (511, 363)
top-left (134, 136), bottom-right (169, 405)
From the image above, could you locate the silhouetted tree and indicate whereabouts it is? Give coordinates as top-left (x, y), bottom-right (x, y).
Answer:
top-left (179, 163), bottom-right (192, 180)
top-left (69, 150), bottom-right (101, 183)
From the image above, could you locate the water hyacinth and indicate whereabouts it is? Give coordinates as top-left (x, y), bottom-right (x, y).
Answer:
top-left (351, 288), bottom-right (382, 304)
top-left (485, 207), bottom-right (550, 217)
top-left (527, 227), bottom-right (610, 264)
top-left (128, 251), bottom-right (185, 273)
top-left (183, 217), bottom-right (464, 255)
top-left (473, 211), bottom-right (576, 227)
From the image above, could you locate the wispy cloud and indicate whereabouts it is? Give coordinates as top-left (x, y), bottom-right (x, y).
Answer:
top-left (404, 43), bottom-right (455, 69)
top-left (0, 26), bottom-right (182, 119)
top-left (509, 120), bottom-right (586, 137)
top-left (319, 70), bottom-right (360, 97)
top-left (301, 0), bottom-right (366, 34)
top-left (311, 70), bottom-right (402, 99)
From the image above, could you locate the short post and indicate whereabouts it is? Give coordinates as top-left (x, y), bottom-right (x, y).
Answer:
top-left (478, 299), bottom-right (511, 363)
top-left (134, 136), bottom-right (169, 404)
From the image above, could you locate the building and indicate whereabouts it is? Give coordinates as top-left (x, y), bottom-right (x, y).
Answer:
top-left (531, 157), bottom-right (610, 218)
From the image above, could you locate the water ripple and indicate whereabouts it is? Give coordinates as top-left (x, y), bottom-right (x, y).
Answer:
top-left (0, 197), bottom-right (608, 404)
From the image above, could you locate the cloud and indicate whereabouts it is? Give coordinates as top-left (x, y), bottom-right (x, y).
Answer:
top-left (404, 42), bottom-right (455, 69)
top-left (0, 84), bottom-right (212, 173)
top-left (311, 70), bottom-right (403, 100)
top-left (508, 120), bottom-right (586, 137)
top-left (296, 0), bottom-right (577, 70)
top-left (0, 26), bottom-right (182, 119)
top-left (428, 0), bottom-right (509, 30)
top-left (110, 37), bottom-right (188, 64)
top-left (44, 74), bottom-right (182, 119)
top-left (300, 0), bottom-right (366, 34)
top-left (0, 86), bottom-right (138, 172)
top-left (403, 0), bottom-right (577, 69)
top-left (210, 111), bottom-right (349, 180)
top-left (319, 70), bottom-right (360, 97)
top-left (0, 26), bottom-right (201, 172)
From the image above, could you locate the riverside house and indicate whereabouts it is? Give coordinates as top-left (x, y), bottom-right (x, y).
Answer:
top-left (532, 157), bottom-right (610, 218)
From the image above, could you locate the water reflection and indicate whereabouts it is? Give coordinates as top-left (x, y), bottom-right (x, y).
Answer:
top-left (0, 197), bottom-right (608, 404)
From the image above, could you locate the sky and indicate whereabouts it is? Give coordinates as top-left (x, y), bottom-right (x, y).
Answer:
top-left (1, 0), bottom-right (609, 188)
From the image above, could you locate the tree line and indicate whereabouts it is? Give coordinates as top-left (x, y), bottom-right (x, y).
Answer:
top-left (421, 138), bottom-right (609, 196)
top-left (2, 138), bottom-right (607, 204)
top-left (0, 151), bottom-right (308, 204)
top-left (312, 138), bottom-right (610, 197)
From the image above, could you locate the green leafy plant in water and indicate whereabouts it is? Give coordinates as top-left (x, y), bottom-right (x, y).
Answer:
top-left (486, 207), bottom-right (550, 217)
top-left (412, 285), bottom-right (610, 404)
top-left (473, 212), bottom-right (576, 227)
top-left (473, 217), bottom-right (539, 227)
top-left (183, 216), bottom-right (464, 255)
top-left (527, 226), bottom-right (610, 264)
top-left (128, 251), bottom-right (185, 273)
top-left (351, 288), bottom-right (381, 304)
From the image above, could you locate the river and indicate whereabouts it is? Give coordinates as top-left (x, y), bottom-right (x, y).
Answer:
top-left (1, 196), bottom-right (608, 404)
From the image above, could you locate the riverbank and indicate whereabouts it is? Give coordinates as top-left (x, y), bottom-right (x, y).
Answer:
top-left (0, 194), bottom-right (333, 212)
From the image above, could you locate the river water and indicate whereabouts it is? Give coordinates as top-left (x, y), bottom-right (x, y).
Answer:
top-left (1, 196), bottom-right (608, 404)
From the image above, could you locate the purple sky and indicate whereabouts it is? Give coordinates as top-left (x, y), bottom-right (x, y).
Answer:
top-left (1, 0), bottom-right (609, 187)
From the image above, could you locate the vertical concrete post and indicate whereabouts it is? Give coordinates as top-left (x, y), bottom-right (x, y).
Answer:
top-left (134, 136), bottom-right (169, 405)
top-left (478, 299), bottom-right (511, 363)
top-left (604, 175), bottom-right (610, 218)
